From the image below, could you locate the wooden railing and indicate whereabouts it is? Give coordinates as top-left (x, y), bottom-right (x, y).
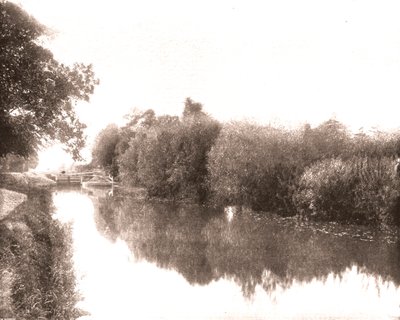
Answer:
top-left (54, 171), bottom-right (113, 185)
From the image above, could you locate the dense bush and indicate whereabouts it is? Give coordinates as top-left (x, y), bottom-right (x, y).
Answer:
top-left (94, 100), bottom-right (400, 226)
top-left (299, 121), bottom-right (400, 162)
top-left (293, 157), bottom-right (400, 226)
top-left (135, 120), bottom-right (181, 198)
top-left (207, 122), bottom-right (303, 213)
top-left (349, 130), bottom-right (400, 159)
top-left (134, 118), bottom-right (220, 201)
top-left (207, 120), bottom-right (400, 222)
top-left (119, 99), bottom-right (221, 202)
top-left (117, 109), bottom-right (163, 185)
top-left (0, 154), bottom-right (38, 172)
top-left (118, 136), bottom-right (141, 186)
top-left (91, 124), bottom-right (120, 177)
top-left (303, 119), bottom-right (351, 161)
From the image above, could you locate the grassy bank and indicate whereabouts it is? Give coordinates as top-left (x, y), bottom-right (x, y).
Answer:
top-left (0, 189), bottom-right (80, 319)
top-left (0, 172), bottom-right (56, 193)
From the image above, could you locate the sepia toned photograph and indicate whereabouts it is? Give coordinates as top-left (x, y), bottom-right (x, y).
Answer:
top-left (2, 0), bottom-right (400, 319)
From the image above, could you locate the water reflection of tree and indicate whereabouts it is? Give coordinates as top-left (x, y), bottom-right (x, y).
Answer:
top-left (96, 196), bottom-right (400, 298)
top-left (93, 195), bottom-right (125, 242)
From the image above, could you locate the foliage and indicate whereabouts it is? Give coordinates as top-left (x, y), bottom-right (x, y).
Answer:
top-left (118, 137), bottom-right (141, 185)
top-left (207, 122), bottom-right (302, 213)
top-left (0, 153), bottom-right (38, 172)
top-left (182, 97), bottom-right (206, 120)
top-left (0, 190), bottom-right (80, 319)
top-left (91, 124), bottom-right (120, 177)
top-left (116, 109), bottom-right (161, 183)
top-left (300, 120), bottom-right (400, 161)
top-left (0, 1), bottom-right (98, 159)
top-left (95, 101), bottom-right (400, 226)
top-left (293, 157), bottom-right (400, 226)
top-left (350, 129), bottom-right (400, 158)
top-left (136, 117), bottom-right (220, 201)
top-left (310, 119), bottom-right (351, 159)
top-left (207, 120), bottom-right (400, 223)
top-left (72, 162), bottom-right (94, 173)
top-left (118, 99), bottom-right (221, 202)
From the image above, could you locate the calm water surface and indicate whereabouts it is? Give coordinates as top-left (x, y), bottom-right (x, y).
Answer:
top-left (52, 189), bottom-right (400, 320)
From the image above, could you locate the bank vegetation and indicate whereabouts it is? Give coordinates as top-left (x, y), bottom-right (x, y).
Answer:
top-left (0, 175), bottom-right (80, 319)
top-left (92, 98), bottom-right (400, 228)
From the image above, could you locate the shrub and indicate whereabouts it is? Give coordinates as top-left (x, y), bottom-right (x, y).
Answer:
top-left (207, 122), bottom-right (303, 213)
top-left (99, 107), bottom-right (400, 223)
top-left (135, 118), bottom-right (221, 202)
top-left (293, 157), bottom-right (400, 226)
top-left (350, 130), bottom-right (400, 158)
top-left (136, 123), bottom-right (179, 198)
top-left (118, 135), bottom-right (141, 186)
top-left (91, 124), bottom-right (120, 177)
top-left (119, 101), bottom-right (221, 202)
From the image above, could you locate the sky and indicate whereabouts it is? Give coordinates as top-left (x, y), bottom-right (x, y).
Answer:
top-left (10, 0), bottom-right (400, 168)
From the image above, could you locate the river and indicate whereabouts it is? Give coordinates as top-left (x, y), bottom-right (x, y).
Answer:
top-left (52, 188), bottom-right (400, 320)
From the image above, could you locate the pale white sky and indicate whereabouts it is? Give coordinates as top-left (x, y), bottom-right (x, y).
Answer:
top-left (10, 0), bottom-right (400, 168)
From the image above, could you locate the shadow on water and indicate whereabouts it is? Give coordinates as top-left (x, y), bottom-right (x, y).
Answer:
top-left (93, 193), bottom-right (400, 298)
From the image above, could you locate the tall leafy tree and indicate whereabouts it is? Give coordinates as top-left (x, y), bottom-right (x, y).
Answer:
top-left (0, 1), bottom-right (98, 159)
top-left (182, 97), bottom-right (206, 121)
top-left (91, 124), bottom-right (120, 177)
top-left (311, 119), bottom-right (350, 159)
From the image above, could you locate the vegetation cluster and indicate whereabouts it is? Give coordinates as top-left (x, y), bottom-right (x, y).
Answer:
top-left (0, 1), bottom-right (98, 161)
top-left (92, 98), bottom-right (221, 203)
top-left (92, 99), bottom-right (400, 227)
top-left (0, 189), bottom-right (80, 319)
top-left (1, 1), bottom-right (399, 229)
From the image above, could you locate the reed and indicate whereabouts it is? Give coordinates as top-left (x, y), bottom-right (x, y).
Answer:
top-left (0, 190), bottom-right (81, 319)
top-left (293, 157), bottom-right (400, 226)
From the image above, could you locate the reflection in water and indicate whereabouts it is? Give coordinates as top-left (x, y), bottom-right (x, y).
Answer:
top-left (53, 190), bottom-right (400, 319)
top-left (224, 206), bottom-right (237, 222)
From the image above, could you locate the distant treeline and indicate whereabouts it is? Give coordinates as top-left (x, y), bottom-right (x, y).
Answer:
top-left (91, 98), bottom-right (400, 227)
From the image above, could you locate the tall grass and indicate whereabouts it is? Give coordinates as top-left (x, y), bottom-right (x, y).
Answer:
top-left (0, 190), bottom-right (80, 319)
top-left (293, 157), bottom-right (400, 226)
top-left (207, 122), bottom-right (304, 213)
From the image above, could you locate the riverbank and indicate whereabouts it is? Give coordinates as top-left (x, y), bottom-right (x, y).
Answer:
top-left (0, 188), bottom-right (27, 220)
top-left (0, 171), bottom-right (56, 192)
top-left (0, 173), bottom-right (80, 319)
top-left (0, 172), bottom-right (56, 225)
top-left (0, 170), bottom-right (55, 231)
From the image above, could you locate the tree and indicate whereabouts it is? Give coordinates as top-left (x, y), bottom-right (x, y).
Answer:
top-left (118, 100), bottom-right (221, 202)
top-left (0, 1), bottom-right (98, 160)
top-left (0, 153), bottom-right (38, 172)
top-left (310, 119), bottom-right (350, 159)
top-left (118, 112), bottom-right (180, 186)
top-left (182, 97), bottom-right (206, 121)
top-left (116, 109), bottom-right (157, 155)
top-left (91, 124), bottom-right (120, 177)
